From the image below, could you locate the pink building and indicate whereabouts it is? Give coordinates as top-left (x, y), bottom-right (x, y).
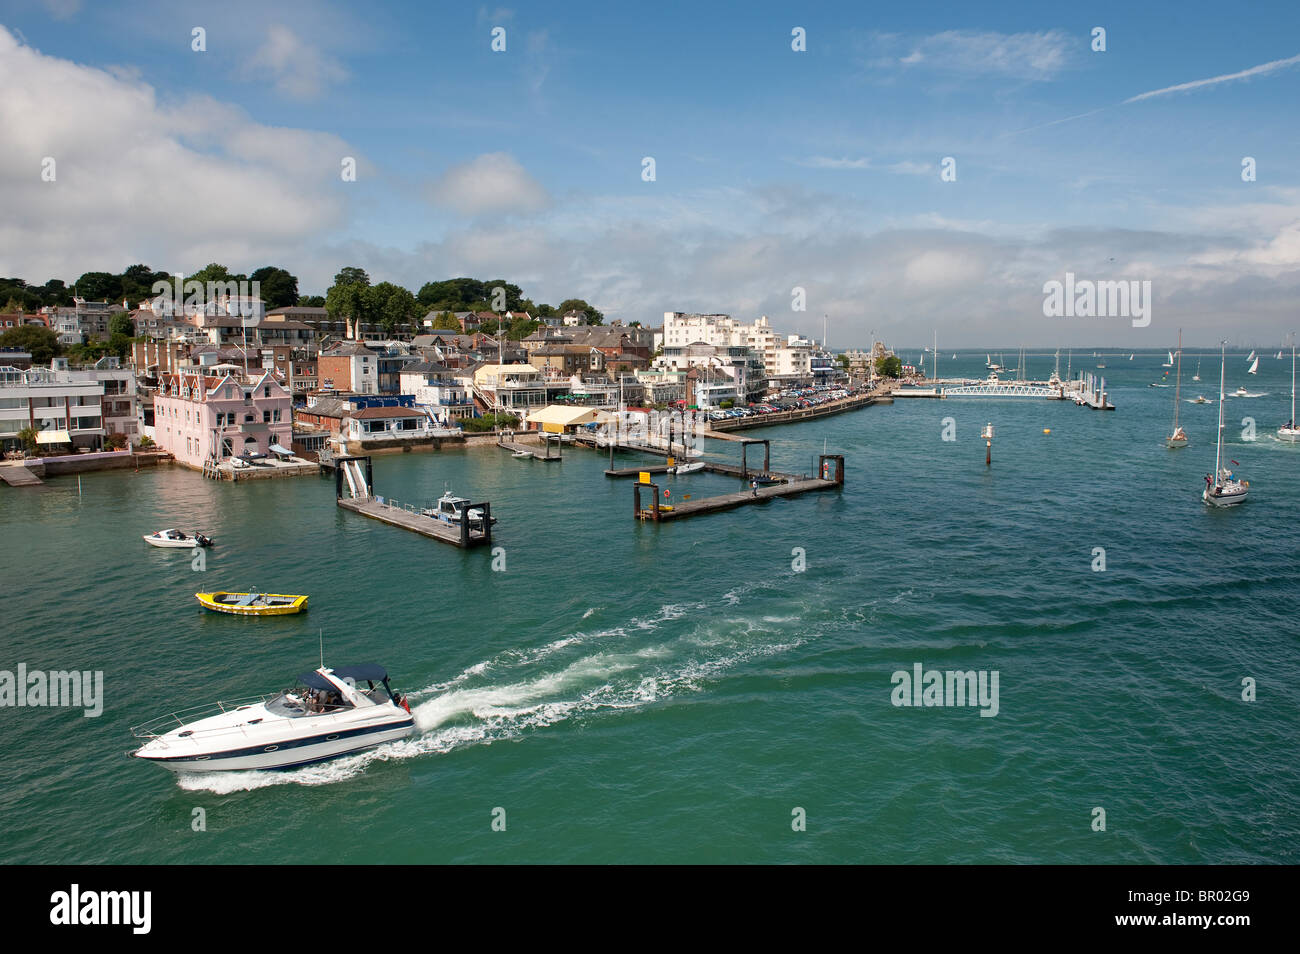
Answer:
top-left (154, 370), bottom-right (292, 468)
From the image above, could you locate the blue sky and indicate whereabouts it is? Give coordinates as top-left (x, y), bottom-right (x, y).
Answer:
top-left (2, 0), bottom-right (1299, 346)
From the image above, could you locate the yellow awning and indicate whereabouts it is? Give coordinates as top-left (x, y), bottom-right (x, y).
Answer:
top-left (35, 429), bottom-right (72, 444)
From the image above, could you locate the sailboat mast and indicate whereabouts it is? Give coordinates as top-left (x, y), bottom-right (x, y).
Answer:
top-left (1291, 337), bottom-right (1296, 426)
top-left (1173, 330), bottom-right (1182, 429)
top-left (1215, 342), bottom-right (1226, 482)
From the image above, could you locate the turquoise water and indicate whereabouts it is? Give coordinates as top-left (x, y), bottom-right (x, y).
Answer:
top-left (2, 350), bottom-right (1297, 863)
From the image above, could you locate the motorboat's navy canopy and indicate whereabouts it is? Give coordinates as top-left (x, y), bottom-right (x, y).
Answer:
top-left (297, 664), bottom-right (389, 690)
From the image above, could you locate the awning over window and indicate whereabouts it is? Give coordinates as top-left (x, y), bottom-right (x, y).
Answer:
top-left (35, 430), bottom-right (72, 444)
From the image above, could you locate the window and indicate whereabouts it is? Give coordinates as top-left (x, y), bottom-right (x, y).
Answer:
top-left (263, 410), bottom-right (271, 424)
top-left (264, 387), bottom-right (270, 398)
top-left (272, 409), bottom-right (282, 422)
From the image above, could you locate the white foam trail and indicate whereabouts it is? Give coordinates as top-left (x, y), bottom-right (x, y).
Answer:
top-left (175, 606), bottom-right (804, 793)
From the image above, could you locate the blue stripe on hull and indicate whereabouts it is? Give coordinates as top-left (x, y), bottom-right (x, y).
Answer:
top-left (137, 718), bottom-right (415, 767)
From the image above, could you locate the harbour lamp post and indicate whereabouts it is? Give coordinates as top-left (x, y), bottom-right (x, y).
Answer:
top-left (982, 422), bottom-right (995, 466)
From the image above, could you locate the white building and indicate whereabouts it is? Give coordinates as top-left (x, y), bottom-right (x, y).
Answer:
top-left (0, 360), bottom-right (106, 452)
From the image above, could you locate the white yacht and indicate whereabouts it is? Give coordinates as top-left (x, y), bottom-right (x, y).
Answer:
top-left (1204, 343), bottom-right (1248, 507)
top-left (1279, 340), bottom-right (1299, 442)
top-left (131, 664), bottom-right (416, 773)
top-left (423, 491), bottom-right (496, 529)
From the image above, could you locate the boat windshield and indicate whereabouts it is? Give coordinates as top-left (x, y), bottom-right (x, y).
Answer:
top-left (266, 687), bottom-right (356, 717)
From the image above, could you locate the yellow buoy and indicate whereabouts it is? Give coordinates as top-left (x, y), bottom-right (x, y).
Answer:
top-left (1043, 428), bottom-right (1051, 434)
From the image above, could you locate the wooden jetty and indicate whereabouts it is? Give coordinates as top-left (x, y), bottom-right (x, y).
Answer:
top-left (333, 455), bottom-right (493, 548)
top-left (606, 463), bottom-right (672, 478)
top-left (633, 455), bottom-right (844, 523)
top-left (0, 464), bottom-right (43, 487)
top-left (497, 434), bottom-right (563, 461)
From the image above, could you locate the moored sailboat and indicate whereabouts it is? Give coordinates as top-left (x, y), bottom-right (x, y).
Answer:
top-left (1203, 342), bottom-right (1248, 507)
top-left (1167, 330), bottom-right (1187, 448)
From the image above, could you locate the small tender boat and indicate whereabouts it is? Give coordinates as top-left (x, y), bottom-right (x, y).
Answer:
top-left (196, 592), bottom-right (308, 616)
top-left (144, 529), bottom-right (213, 549)
top-left (750, 473), bottom-right (784, 486)
top-left (1233, 386), bottom-right (1250, 397)
top-left (670, 461), bottom-right (706, 474)
top-left (511, 450), bottom-right (532, 458)
top-left (130, 663), bottom-right (415, 773)
top-left (1192, 395), bottom-right (1210, 404)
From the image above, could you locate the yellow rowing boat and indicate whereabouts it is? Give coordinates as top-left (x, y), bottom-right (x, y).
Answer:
top-left (195, 592), bottom-right (309, 616)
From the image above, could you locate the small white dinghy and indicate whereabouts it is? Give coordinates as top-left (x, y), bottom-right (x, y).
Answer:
top-left (144, 529), bottom-right (212, 549)
top-left (669, 461), bottom-right (706, 475)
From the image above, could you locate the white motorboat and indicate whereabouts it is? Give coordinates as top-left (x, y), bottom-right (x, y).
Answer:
top-left (1279, 340), bottom-right (1299, 442)
top-left (1233, 386), bottom-right (1250, 397)
top-left (423, 490), bottom-right (496, 529)
top-left (131, 664), bottom-right (415, 773)
top-left (1192, 395), bottom-right (1210, 404)
top-left (1203, 343), bottom-right (1248, 507)
top-left (511, 450), bottom-right (532, 458)
top-left (670, 461), bottom-right (706, 475)
top-left (144, 529), bottom-right (212, 549)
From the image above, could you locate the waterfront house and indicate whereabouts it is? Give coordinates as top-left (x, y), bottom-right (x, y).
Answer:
top-left (472, 363), bottom-right (547, 415)
top-left (154, 370), bottom-right (292, 469)
top-left (0, 361), bottom-right (106, 453)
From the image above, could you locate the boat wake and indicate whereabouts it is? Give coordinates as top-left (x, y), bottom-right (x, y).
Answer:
top-left (176, 583), bottom-right (804, 793)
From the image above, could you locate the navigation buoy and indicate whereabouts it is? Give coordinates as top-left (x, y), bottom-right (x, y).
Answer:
top-left (1043, 428), bottom-right (1051, 435)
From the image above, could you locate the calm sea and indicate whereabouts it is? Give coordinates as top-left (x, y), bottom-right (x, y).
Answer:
top-left (1, 349), bottom-right (1297, 863)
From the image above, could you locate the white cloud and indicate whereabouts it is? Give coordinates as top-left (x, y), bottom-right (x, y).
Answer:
top-left (883, 29), bottom-right (1072, 81)
top-left (1124, 52), bottom-right (1300, 103)
top-left (0, 26), bottom-right (352, 281)
top-left (40, 0), bottom-right (81, 20)
top-left (425, 153), bottom-right (551, 217)
top-left (243, 24), bottom-right (348, 100)
top-left (797, 157), bottom-right (872, 170)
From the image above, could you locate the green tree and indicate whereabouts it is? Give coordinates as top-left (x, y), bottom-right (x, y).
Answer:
top-left (17, 426), bottom-right (39, 455)
top-left (1, 297), bottom-right (22, 314)
top-left (109, 312), bottom-right (134, 338)
top-left (364, 282), bottom-right (418, 336)
top-left (557, 298), bottom-right (604, 324)
top-left (431, 311), bottom-right (460, 331)
top-left (249, 266), bottom-right (300, 310)
top-left (506, 316), bottom-right (540, 340)
top-left (72, 271), bottom-right (119, 301)
top-left (120, 264), bottom-right (167, 304)
top-left (875, 355), bottom-right (902, 378)
top-left (300, 295), bottom-right (326, 308)
top-left (0, 325), bottom-right (60, 363)
top-left (326, 267), bottom-right (372, 330)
